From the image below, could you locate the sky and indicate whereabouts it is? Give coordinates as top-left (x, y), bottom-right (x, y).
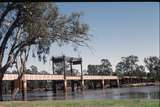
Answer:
top-left (22, 2), bottom-right (159, 73)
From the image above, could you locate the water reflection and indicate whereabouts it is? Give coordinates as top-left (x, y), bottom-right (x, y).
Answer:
top-left (3, 86), bottom-right (160, 101)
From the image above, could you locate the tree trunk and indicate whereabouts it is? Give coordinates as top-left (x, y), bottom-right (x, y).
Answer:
top-left (0, 72), bottom-right (4, 101)
top-left (0, 79), bottom-right (3, 101)
top-left (0, 66), bottom-right (10, 101)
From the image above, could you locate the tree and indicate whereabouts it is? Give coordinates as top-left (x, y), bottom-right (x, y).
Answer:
top-left (30, 65), bottom-right (38, 74)
top-left (144, 56), bottom-right (160, 81)
top-left (121, 55), bottom-right (139, 76)
top-left (87, 65), bottom-right (99, 75)
top-left (99, 59), bottom-right (113, 75)
top-left (115, 55), bottom-right (146, 77)
top-left (135, 65), bottom-right (146, 77)
top-left (115, 61), bottom-right (126, 77)
top-left (0, 2), bottom-right (90, 100)
top-left (39, 70), bottom-right (50, 75)
top-left (115, 55), bottom-right (147, 84)
top-left (87, 59), bottom-right (112, 75)
top-left (14, 47), bottom-right (30, 76)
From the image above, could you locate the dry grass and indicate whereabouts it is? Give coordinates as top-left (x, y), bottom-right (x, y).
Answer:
top-left (0, 102), bottom-right (4, 107)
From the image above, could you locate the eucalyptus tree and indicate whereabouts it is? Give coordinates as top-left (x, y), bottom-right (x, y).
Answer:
top-left (135, 65), bottom-right (146, 77)
top-left (30, 65), bottom-right (38, 74)
top-left (99, 59), bottom-right (113, 75)
top-left (0, 2), bottom-right (90, 100)
top-left (115, 61), bottom-right (126, 77)
top-left (121, 55), bottom-right (139, 76)
top-left (144, 56), bottom-right (160, 81)
top-left (115, 55), bottom-right (146, 84)
top-left (87, 65), bottom-right (99, 75)
top-left (115, 55), bottom-right (146, 77)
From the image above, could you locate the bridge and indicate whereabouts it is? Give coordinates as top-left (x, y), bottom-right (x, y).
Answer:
top-left (3, 74), bottom-right (120, 92)
top-left (1, 56), bottom-right (147, 100)
top-left (2, 74), bottom-right (147, 100)
top-left (3, 74), bottom-right (119, 81)
top-left (3, 74), bottom-right (146, 90)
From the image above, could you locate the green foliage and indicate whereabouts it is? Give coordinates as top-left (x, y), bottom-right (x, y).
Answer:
top-left (144, 56), bottom-right (160, 81)
top-left (115, 61), bottom-right (126, 77)
top-left (99, 59), bottom-right (113, 75)
top-left (135, 65), bottom-right (146, 77)
top-left (87, 65), bottom-right (99, 75)
top-left (0, 2), bottom-right (90, 70)
top-left (0, 3), bottom-right (90, 100)
top-left (87, 58), bottom-right (113, 75)
top-left (115, 55), bottom-right (146, 77)
top-left (29, 65), bottom-right (38, 74)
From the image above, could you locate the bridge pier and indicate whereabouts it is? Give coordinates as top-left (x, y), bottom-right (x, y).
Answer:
top-left (76, 81), bottom-right (79, 91)
top-left (52, 80), bottom-right (57, 94)
top-left (93, 81), bottom-right (97, 89)
top-left (117, 79), bottom-right (120, 88)
top-left (101, 79), bottom-right (104, 89)
top-left (22, 80), bottom-right (27, 101)
top-left (11, 81), bottom-right (14, 97)
top-left (127, 78), bottom-right (129, 84)
top-left (81, 80), bottom-right (84, 91)
top-left (63, 80), bottom-right (67, 93)
top-left (71, 80), bottom-right (75, 92)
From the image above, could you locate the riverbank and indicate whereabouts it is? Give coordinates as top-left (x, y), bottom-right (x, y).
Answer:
top-left (1, 99), bottom-right (160, 107)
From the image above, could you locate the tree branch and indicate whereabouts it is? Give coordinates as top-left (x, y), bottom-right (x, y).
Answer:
top-left (0, 3), bottom-right (12, 27)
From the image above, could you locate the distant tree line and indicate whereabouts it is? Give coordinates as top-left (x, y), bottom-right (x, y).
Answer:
top-left (87, 55), bottom-right (160, 81)
top-left (87, 59), bottom-right (112, 75)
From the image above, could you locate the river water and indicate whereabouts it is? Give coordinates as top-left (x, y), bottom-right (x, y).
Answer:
top-left (3, 86), bottom-right (160, 101)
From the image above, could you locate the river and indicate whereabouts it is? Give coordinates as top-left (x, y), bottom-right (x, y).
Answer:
top-left (3, 86), bottom-right (160, 101)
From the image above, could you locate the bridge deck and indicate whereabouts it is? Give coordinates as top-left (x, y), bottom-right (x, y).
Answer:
top-left (3, 74), bottom-right (146, 81)
top-left (3, 74), bottom-right (119, 81)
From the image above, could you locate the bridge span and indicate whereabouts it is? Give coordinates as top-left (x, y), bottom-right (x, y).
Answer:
top-left (2, 74), bottom-right (147, 100)
top-left (3, 74), bottom-right (119, 81)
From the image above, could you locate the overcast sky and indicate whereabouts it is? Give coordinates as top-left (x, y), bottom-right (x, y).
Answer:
top-left (20, 2), bottom-right (159, 73)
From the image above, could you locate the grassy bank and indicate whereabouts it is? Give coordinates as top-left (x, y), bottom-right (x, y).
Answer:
top-left (1, 99), bottom-right (160, 107)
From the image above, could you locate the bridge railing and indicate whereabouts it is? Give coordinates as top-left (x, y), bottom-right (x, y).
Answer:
top-left (3, 74), bottom-right (147, 81)
top-left (3, 74), bottom-right (18, 80)
top-left (24, 74), bottom-right (64, 80)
